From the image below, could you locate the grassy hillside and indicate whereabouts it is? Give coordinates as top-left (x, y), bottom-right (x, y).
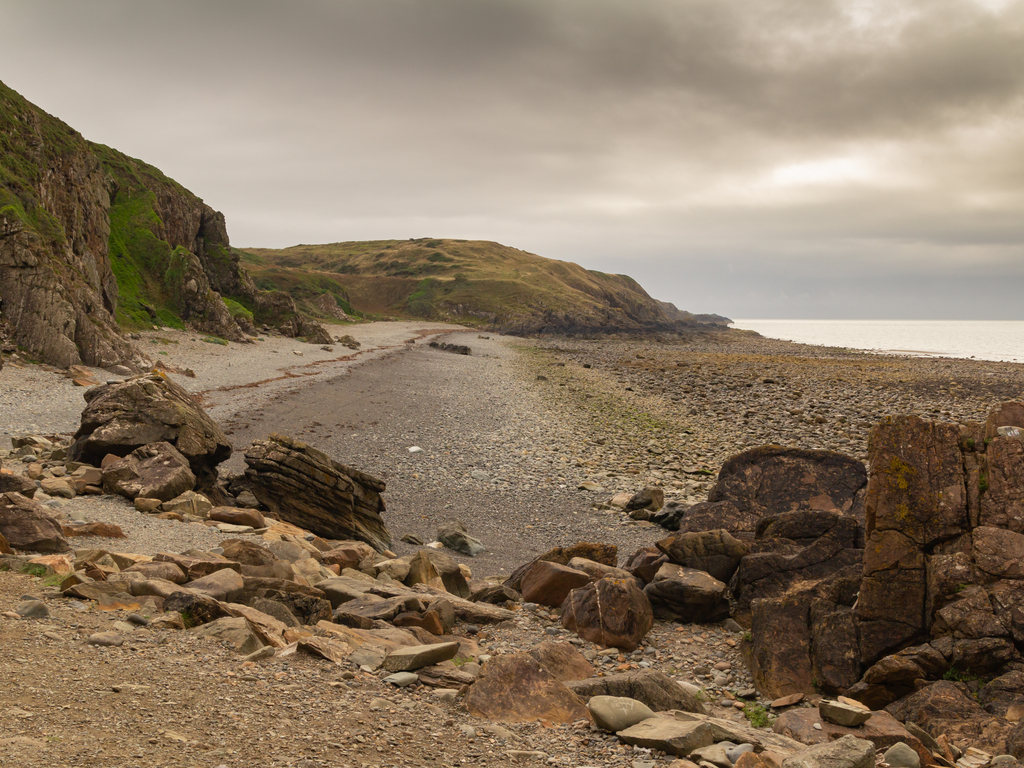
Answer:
top-left (243, 239), bottom-right (718, 334)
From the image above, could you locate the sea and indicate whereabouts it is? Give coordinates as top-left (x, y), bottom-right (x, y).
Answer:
top-left (728, 319), bottom-right (1024, 364)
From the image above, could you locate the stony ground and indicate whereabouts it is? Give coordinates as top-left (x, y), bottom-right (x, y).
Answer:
top-left (3, 322), bottom-right (1024, 767)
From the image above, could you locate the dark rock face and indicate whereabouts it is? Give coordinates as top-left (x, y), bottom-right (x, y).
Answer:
top-left (560, 577), bottom-right (653, 651)
top-left (675, 447), bottom-right (867, 538)
top-left (244, 433), bottom-right (390, 551)
top-left (0, 492), bottom-right (71, 553)
top-left (886, 680), bottom-right (1012, 755)
top-left (856, 416), bottom-right (968, 663)
top-left (69, 373), bottom-right (230, 490)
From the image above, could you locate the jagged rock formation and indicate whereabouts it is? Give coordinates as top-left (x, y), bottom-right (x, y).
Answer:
top-left (68, 373), bottom-right (231, 491)
top-left (0, 79), bottom-right (330, 368)
top-left (243, 434), bottom-right (391, 551)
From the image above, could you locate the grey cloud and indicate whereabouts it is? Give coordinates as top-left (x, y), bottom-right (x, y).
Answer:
top-left (1, 0), bottom-right (1022, 319)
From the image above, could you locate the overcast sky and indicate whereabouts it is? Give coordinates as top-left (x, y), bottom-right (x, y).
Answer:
top-left (2, 1), bottom-right (1023, 319)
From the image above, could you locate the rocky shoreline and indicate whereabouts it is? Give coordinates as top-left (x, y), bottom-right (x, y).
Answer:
top-left (3, 323), bottom-right (1024, 768)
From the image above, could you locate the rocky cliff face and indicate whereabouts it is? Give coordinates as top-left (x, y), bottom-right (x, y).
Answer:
top-left (0, 80), bottom-right (326, 369)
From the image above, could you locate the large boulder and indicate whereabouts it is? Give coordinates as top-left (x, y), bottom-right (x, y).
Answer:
top-left (504, 542), bottom-right (617, 591)
top-left (243, 434), bottom-right (390, 551)
top-left (463, 652), bottom-right (591, 724)
top-left (656, 529), bottom-right (749, 583)
top-left (521, 561), bottom-right (591, 608)
top-left (560, 577), bottom-right (653, 651)
top-left (672, 447), bottom-right (867, 538)
top-left (101, 442), bottom-right (196, 501)
top-left (856, 416), bottom-right (968, 664)
top-left (643, 563), bottom-right (729, 623)
top-left (0, 492), bottom-right (71, 553)
top-left (68, 372), bottom-right (231, 489)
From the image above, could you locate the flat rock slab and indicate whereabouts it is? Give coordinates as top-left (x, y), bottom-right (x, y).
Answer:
top-left (382, 641), bottom-right (460, 672)
top-left (819, 700), bottom-right (872, 727)
top-left (617, 717), bottom-right (714, 757)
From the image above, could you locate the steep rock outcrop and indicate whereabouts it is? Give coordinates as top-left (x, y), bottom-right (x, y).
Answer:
top-left (244, 434), bottom-right (390, 551)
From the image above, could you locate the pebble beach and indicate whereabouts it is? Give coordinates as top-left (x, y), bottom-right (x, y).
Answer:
top-left (3, 320), bottom-right (1024, 574)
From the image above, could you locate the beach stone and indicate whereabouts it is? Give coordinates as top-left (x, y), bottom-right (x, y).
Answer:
top-left (382, 641), bottom-right (460, 672)
top-left (626, 487), bottom-right (665, 514)
top-left (208, 506), bottom-right (265, 529)
top-left (87, 631), bottom-right (125, 647)
top-left (623, 546), bottom-right (669, 585)
top-left (161, 490), bottom-right (213, 518)
top-left (437, 521), bottom-right (486, 556)
top-left (883, 743), bottom-right (920, 768)
top-left (617, 718), bottom-right (714, 757)
top-left (320, 541), bottom-right (376, 570)
top-left (186, 568), bottom-right (244, 602)
top-left (561, 576), bottom-right (653, 651)
top-left (0, 472), bottom-right (36, 497)
top-left (463, 652), bottom-right (591, 723)
top-left (0, 492), bottom-right (71, 552)
top-left (644, 563), bottom-right (729, 623)
top-left (587, 696), bottom-right (656, 733)
top-left (782, 735), bottom-right (875, 768)
top-left (61, 521), bottom-right (126, 539)
top-left (244, 433), bottom-right (390, 551)
top-left (521, 561), bottom-right (591, 607)
top-left (819, 700), bottom-right (871, 728)
top-left (69, 372), bottom-right (231, 489)
top-left (122, 561), bottom-right (188, 583)
top-left (384, 672), bottom-right (419, 687)
top-left (39, 477), bottom-right (75, 498)
top-left (567, 556), bottom-right (634, 582)
top-left (191, 616), bottom-right (264, 654)
top-left (102, 442), bottom-right (196, 502)
top-left (565, 669), bottom-right (706, 714)
top-left (220, 539), bottom-right (279, 567)
top-left (15, 599), bottom-right (49, 619)
top-left (133, 497), bottom-right (162, 512)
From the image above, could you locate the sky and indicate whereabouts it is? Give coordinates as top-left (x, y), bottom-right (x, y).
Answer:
top-left (1, 0), bottom-right (1023, 320)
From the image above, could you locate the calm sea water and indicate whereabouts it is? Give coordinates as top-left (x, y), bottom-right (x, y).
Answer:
top-left (729, 320), bottom-right (1024, 364)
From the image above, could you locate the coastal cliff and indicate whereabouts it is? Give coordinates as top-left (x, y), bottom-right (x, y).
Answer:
top-left (0, 80), bottom-right (324, 369)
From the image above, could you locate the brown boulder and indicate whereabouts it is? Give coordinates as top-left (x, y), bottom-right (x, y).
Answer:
top-left (101, 441), bottom-right (196, 501)
top-left (0, 472), bottom-right (37, 497)
top-left (623, 546), bottom-right (668, 585)
top-left (0, 492), bottom-right (71, 553)
top-left (69, 372), bottom-right (231, 489)
top-left (643, 563), bottom-right (729, 623)
top-left (529, 640), bottom-right (595, 682)
top-left (521, 561), bottom-right (591, 607)
top-left (321, 541), bottom-right (377, 570)
top-left (656, 529), bottom-right (749, 583)
top-left (504, 542), bottom-right (617, 592)
top-left (463, 652), bottom-right (591, 723)
top-left (61, 522), bottom-right (126, 539)
top-left (122, 560), bottom-right (188, 584)
top-left (561, 577), bottom-right (653, 651)
top-left (244, 434), bottom-right (390, 551)
top-left (220, 538), bottom-right (279, 567)
top-left (208, 506), bottom-right (265, 529)
top-left (749, 593), bottom-right (814, 700)
top-left (676, 447), bottom-right (867, 537)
